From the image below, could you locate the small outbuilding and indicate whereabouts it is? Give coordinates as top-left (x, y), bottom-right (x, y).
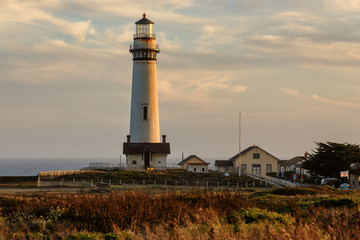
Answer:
top-left (178, 155), bottom-right (210, 173)
top-left (279, 156), bottom-right (309, 175)
top-left (214, 160), bottom-right (234, 173)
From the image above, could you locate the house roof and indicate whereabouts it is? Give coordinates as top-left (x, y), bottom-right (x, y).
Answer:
top-left (178, 155), bottom-right (209, 166)
top-left (186, 162), bottom-right (210, 165)
top-left (215, 160), bottom-right (234, 167)
top-left (279, 156), bottom-right (306, 166)
top-left (123, 142), bottom-right (170, 154)
top-left (228, 145), bottom-right (280, 162)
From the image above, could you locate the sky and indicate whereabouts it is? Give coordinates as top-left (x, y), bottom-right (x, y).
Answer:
top-left (1, 0), bottom-right (360, 162)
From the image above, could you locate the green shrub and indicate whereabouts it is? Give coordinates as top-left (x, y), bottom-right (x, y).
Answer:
top-left (103, 232), bottom-right (118, 240)
top-left (314, 198), bottom-right (354, 208)
top-left (67, 232), bottom-right (101, 240)
top-left (227, 207), bottom-right (290, 224)
top-left (13, 232), bottom-right (47, 240)
top-left (271, 188), bottom-right (316, 196)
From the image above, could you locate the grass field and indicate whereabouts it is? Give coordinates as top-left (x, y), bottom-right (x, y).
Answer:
top-left (0, 186), bottom-right (359, 240)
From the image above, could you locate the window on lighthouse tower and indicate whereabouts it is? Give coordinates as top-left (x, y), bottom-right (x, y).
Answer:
top-left (143, 105), bottom-right (148, 120)
top-left (136, 23), bottom-right (153, 38)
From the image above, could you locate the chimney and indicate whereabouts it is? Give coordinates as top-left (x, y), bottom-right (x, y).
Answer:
top-left (126, 135), bottom-right (131, 143)
top-left (162, 135), bottom-right (166, 143)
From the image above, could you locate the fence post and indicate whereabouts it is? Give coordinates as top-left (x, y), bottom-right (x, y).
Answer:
top-left (109, 179), bottom-right (111, 186)
top-left (253, 181), bottom-right (255, 187)
top-left (196, 181), bottom-right (198, 187)
top-left (206, 181), bottom-right (208, 187)
top-left (143, 180), bottom-right (145, 185)
top-left (154, 180), bottom-right (156, 185)
top-left (246, 182), bottom-right (248, 188)
top-left (165, 180), bottom-right (167, 186)
top-left (237, 182), bottom-right (239, 188)
top-left (119, 179), bottom-right (121, 185)
top-left (91, 179), bottom-right (93, 188)
top-left (186, 181), bottom-right (188, 186)
top-left (217, 182), bottom-right (219, 188)
top-left (227, 182), bottom-right (230, 188)
top-left (175, 181), bottom-right (177, 186)
top-left (132, 180), bottom-right (135, 185)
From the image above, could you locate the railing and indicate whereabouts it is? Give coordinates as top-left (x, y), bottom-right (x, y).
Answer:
top-left (134, 33), bottom-right (156, 38)
top-left (129, 44), bottom-right (160, 51)
top-left (246, 172), bottom-right (298, 187)
top-left (37, 178), bottom-right (270, 188)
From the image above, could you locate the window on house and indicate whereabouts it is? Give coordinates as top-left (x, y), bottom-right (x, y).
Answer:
top-left (225, 167), bottom-right (229, 172)
top-left (194, 168), bottom-right (196, 172)
top-left (132, 160), bottom-right (137, 165)
top-left (143, 105), bottom-right (148, 120)
top-left (253, 153), bottom-right (260, 159)
top-left (241, 164), bottom-right (247, 174)
top-left (266, 164), bottom-right (272, 173)
top-left (202, 168), bottom-right (205, 172)
top-left (252, 164), bottom-right (261, 174)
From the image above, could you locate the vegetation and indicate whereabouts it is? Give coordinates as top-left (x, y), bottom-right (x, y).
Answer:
top-left (41, 169), bottom-right (263, 187)
top-left (303, 142), bottom-right (360, 177)
top-left (0, 176), bottom-right (37, 188)
top-left (0, 187), bottom-right (360, 239)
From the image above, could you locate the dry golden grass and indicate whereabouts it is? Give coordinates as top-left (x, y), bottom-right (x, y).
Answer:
top-left (0, 188), bottom-right (359, 239)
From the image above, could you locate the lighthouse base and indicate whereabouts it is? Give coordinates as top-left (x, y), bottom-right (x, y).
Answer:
top-left (123, 142), bottom-right (170, 170)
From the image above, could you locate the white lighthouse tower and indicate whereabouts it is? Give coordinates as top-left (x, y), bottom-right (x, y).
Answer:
top-left (123, 14), bottom-right (170, 170)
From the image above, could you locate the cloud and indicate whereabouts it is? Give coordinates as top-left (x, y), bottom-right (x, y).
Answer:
top-left (281, 88), bottom-right (360, 109)
top-left (324, 0), bottom-right (360, 11)
top-left (1, 0), bottom-right (94, 43)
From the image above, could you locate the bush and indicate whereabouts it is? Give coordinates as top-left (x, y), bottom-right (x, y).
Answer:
top-left (103, 233), bottom-right (118, 240)
top-left (271, 188), bottom-right (316, 196)
top-left (67, 232), bottom-right (101, 240)
top-left (227, 207), bottom-right (290, 224)
top-left (314, 198), bottom-right (354, 208)
top-left (266, 172), bottom-right (278, 178)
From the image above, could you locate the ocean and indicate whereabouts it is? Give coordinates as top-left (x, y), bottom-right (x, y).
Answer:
top-left (0, 157), bottom-right (217, 176)
top-left (0, 158), bottom-right (118, 176)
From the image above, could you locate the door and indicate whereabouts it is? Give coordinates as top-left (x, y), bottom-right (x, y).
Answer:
top-left (252, 164), bottom-right (261, 174)
top-left (144, 151), bottom-right (150, 167)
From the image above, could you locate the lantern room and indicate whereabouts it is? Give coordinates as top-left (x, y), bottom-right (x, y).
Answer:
top-left (135, 13), bottom-right (154, 38)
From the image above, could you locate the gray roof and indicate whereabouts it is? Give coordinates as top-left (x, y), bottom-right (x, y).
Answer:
top-left (123, 142), bottom-right (170, 154)
top-left (279, 156), bottom-right (306, 166)
top-left (214, 160), bottom-right (234, 167)
top-left (135, 14), bottom-right (154, 24)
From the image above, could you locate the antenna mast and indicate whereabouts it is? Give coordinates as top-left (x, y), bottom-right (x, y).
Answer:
top-left (239, 112), bottom-right (242, 176)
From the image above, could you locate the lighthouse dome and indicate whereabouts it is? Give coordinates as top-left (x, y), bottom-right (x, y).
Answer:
top-left (135, 13), bottom-right (154, 24)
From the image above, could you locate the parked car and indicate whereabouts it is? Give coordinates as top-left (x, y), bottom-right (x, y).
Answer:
top-left (321, 178), bottom-right (341, 188)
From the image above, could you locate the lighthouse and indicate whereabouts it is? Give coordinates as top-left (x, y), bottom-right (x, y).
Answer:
top-left (123, 14), bottom-right (170, 170)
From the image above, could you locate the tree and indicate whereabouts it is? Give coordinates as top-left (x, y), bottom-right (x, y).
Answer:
top-left (302, 142), bottom-right (360, 178)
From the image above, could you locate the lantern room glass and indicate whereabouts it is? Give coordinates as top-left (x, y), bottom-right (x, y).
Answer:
top-left (136, 23), bottom-right (153, 38)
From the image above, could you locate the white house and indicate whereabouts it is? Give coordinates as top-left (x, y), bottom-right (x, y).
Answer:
top-left (178, 155), bottom-right (209, 173)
